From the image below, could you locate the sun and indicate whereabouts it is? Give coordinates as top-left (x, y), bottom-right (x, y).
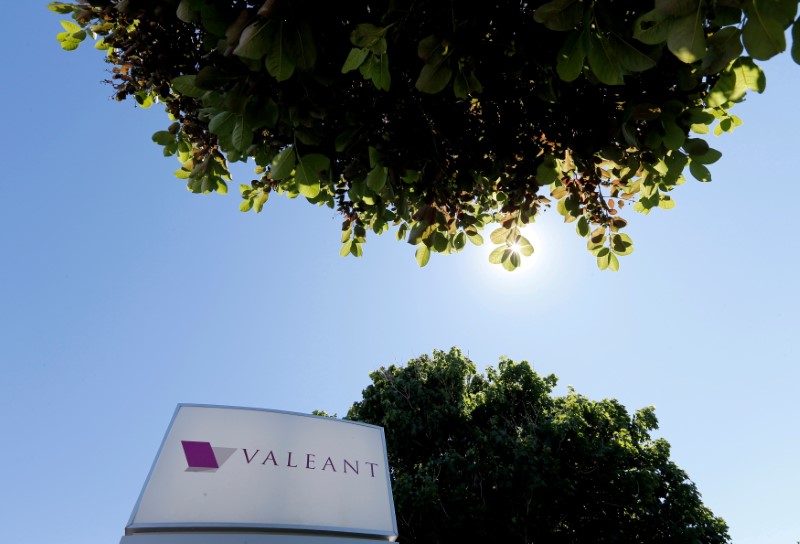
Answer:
top-left (465, 213), bottom-right (579, 291)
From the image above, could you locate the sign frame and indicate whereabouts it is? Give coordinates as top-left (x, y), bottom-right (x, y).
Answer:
top-left (124, 404), bottom-right (398, 541)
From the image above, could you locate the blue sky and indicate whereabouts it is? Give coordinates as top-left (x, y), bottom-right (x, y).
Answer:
top-left (1, 3), bottom-right (798, 543)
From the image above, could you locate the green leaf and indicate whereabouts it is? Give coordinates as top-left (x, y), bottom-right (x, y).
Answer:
top-left (689, 161), bottom-right (712, 181)
top-left (453, 67), bottom-right (483, 99)
top-left (372, 54), bottom-right (391, 91)
top-left (759, 0), bottom-right (798, 26)
top-left (488, 246), bottom-right (506, 264)
top-left (286, 21), bottom-right (317, 71)
top-left (743, 8), bottom-right (786, 59)
top-left (415, 244), bottom-right (431, 267)
top-left (556, 31), bottom-right (586, 81)
top-left (588, 33), bottom-right (624, 85)
top-left (432, 232), bottom-right (449, 253)
top-left (467, 231), bottom-right (484, 246)
top-left (533, 0), bottom-right (583, 31)
top-left (209, 111), bottom-right (237, 139)
top-left (702, 27), bottom-right (743, 74)
top-left (633, 10), bottom-right (671, 45)
top-left (171, 75), bottom-right (205, 98)
top-left (152, 131), bottom-right (175, 146)
top-left (734, 57), bottom-right (766, 92)
top-left (793, 19), bottom-right (800, 64)
top-left (576, 216), bottom-right (590, 237)
top-left (176, 0), bottom-right (197, 23)
top-left (340, 240), bottom-right (353, 256)
top-left (350, 24), bottom-right (388, 54)
top-left (611, 35), bottom-right (657, 72)
top-left (504, 251), bottom-right (521, 271)
top-left (233, 21), bottom-right (271, 60)
top-left (366, 165), bottom-right (388, 192)
top-left (662, 120), bottom-right (686, 150)
top-left (683, 137), bottom-right (709, 156)
top-left (295, 153), bottom-right (329, 198)
top-left (416, 62), bottom-right (453, 94)
top-left (667, 11), bottom-right (707, 63)
top-left (490, 227), bottom-right (510, 244)
top-left (514, 235), bottom-right (534, 257)
top-left (453, 231), bottom-right (467, 251)
top-left (611, 233), bottom-right (634, 255)
top-left (59, 20), bottom-right (81, 33)
top-left (707, 71), bottom-right (746, 107)
top-left (48, 3), bottom-right (75, 14)
top-left (596, 247), bottom-right (612, 270)
top-left (266, 22), bottom-right (296, 81)
top-left (655, 0), bottom-right (700, 16)
top-left (232, 115), bottom-right (252, 152)
top-left (692, 148), bottom-right (722, 164)
top-left (658, 195), bottom-right (676, 209)
top-left (536, 155), bottom-right (560, 185)
top-left (270, 147), bottom-right (296, 180)
top-left (342, 47), bottom-right (370, 73)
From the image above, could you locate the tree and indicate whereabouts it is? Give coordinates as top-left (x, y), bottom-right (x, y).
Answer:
top-left (346, 348), bottom-right (730, 543)
top-left (49, 0), bottom-right (800, 271)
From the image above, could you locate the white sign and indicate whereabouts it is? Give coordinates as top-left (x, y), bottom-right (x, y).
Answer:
top-left (126, 404), bottom-right (397, 541)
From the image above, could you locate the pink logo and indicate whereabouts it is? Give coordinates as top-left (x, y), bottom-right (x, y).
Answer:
top-left (181, 440), bottom-right (236, 472)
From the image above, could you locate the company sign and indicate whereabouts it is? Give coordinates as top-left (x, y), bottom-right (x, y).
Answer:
top-left (126, 404), bottom-right (397, 540)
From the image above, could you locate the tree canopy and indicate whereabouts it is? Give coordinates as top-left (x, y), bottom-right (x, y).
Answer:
top-left (50, 0), bottom-right (800, 270)
top-left (345, 348), bottom-right (730, 543)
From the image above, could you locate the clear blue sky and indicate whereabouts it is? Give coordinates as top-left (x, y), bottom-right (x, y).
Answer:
top-left (1, 4), bottom-right (798, 543)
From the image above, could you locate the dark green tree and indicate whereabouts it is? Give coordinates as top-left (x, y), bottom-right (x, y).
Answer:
top-left (49, 0), bottom-right (800, 270)
top-left (346, 348), bottom-right (730, 543)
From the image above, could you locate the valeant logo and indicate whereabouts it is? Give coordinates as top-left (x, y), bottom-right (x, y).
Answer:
top-left (180, 439), bottom-right (381, 478)
top-left (181, 440), bottom-right (237, 472)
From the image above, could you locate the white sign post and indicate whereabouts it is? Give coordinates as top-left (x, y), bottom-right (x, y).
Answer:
top-left (120, 404), bottom-right (398, 544)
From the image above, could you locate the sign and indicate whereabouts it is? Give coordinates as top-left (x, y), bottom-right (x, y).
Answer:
top-left (125, 404), bottom-right (397, 541)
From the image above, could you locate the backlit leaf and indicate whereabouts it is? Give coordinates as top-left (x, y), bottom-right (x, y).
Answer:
top-left (515, 235), bottom-right (534, 257)
top-left (734, 57), bottom-right (766, 92)
top-left (366, 165), bottom-right (388, 193)
top-left (611, 233), bottom-right (634, 255)
top-left (270, 147), bottom-right (296, 180)
top-left (576, 216), bottom-right (590, 237)
top-left (667, 11), bottom-right (707, 63)
top-left (488, 245), bottom-right (506, 264)
top-left (415, 244), bottom-right (431, 266)
top-left (295, 153), bottom-right (329, 198)
top-left (490, 227), bottom-right (510, 244)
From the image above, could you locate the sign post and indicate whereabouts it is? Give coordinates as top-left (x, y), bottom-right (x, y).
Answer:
top-left (120, 404), bottom-right (398, 543)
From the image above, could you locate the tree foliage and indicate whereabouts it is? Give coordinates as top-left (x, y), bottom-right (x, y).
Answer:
top-left (346, 348), bottom-right (730, 543)
top-left (50, 0), bottom-right (800, 270)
